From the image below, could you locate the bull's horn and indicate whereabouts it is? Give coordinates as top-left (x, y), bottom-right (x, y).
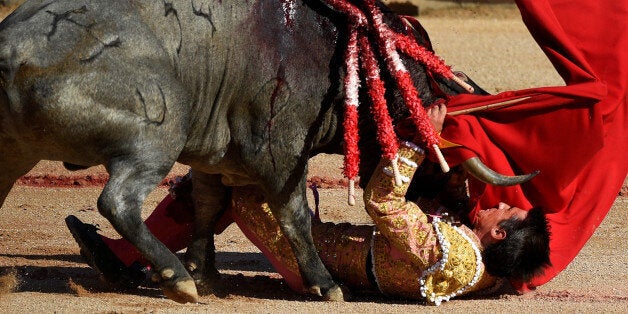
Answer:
top-left (462, 157), bottom-right (539, 186)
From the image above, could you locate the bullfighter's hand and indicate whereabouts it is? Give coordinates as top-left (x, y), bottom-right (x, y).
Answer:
top-left (427, 103), bottom-right (446, 133)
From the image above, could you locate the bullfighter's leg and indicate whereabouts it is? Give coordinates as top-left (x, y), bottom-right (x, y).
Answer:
top-left (66, 180), bottom-right (235, 289)
top-left (97, 155), bottom-right (197, 303)
top-left (264, 178), bottom-right (344, 301)
top-left (184, 171), bottom-right (230, 294)
top-left (101, 193), bottom-right (196, 267)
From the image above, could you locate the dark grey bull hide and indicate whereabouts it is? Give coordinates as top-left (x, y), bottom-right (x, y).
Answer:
top-left (0, 0), bottom-right (473, 303)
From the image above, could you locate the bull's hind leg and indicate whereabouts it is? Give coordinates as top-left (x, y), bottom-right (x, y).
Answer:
top-left (184, 171), bottom-right (229, 294)
top-left (98, 156), bottom-right (197, 303)
top-left (265, 178), bottom-right (344, 301)
top-left (0, 153), bottom-right (38, 208)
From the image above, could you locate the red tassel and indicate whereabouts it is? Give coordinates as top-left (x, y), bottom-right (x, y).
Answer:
top-left (321, 0), bottom-right (367, 26)
top-left (359, 35), bottom-right (399, 161)
top-left (364, 0), bottom-right (439, 150)
top-left (342, 28), bottom-right (361, 182)
top-left (343, 104), bottom-right (360, 180)
top-left (396, 34), bottom-right (453, 79)
top-left (318, 0), bottom-right (462, 187)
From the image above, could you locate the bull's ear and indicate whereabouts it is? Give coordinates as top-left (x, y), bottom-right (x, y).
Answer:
top-left (462, 157), bottom-right (540, 186)
top-left (453, 71), bottom-right (491, 95)
top-left (435, 71), bottom-right (490, 96)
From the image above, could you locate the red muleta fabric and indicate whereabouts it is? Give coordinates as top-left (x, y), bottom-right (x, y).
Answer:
top-left (440, 0), bottom-right (628, 291)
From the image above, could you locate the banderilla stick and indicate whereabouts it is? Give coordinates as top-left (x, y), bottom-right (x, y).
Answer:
top-left (447, 96), bottom-right (534, 116)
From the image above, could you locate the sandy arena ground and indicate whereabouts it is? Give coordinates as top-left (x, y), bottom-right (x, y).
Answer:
top-left (1, 4), bottom-right (627, 313)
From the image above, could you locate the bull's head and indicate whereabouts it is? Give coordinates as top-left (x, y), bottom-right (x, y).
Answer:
top-left (329, 2), bottom-right (538, 191)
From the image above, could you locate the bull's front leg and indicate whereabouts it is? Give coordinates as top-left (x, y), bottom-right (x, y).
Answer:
top-left (185, 171), bottom-right (229, 294)
top-left (265, 177), bottom-right (345, 301)
top-left (98, 157), bottom-right (197, 304)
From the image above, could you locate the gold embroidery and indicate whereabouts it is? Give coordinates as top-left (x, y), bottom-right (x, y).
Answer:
top-left (231, 189), bottom-right (301, 274)
top-left (419, 222), bottom-right (496, 305)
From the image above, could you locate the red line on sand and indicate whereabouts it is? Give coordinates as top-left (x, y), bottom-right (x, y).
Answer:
top-left (15, 174), bottom-right (353, 189)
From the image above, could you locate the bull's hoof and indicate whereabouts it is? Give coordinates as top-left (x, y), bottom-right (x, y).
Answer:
top-left (309, 284), bottom-right (346, 301)
top-left (162, 279), bottom-right (199, 304)
top-left (323, 285), bottom-right (345, 301)
top-left (185, 261), bottom-right (226, 297)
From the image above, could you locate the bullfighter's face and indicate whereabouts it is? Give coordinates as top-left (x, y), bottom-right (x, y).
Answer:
top-left (473, 202), bottom-right (528, 247)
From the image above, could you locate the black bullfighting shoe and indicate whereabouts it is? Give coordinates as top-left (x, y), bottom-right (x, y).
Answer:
top-left (65, 215), bottom-right (147, 289)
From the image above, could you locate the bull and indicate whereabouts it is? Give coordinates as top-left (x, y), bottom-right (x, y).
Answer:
top-left (0, 0), bottom-right (530, 303)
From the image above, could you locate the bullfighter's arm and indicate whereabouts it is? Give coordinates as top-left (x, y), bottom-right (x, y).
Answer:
top-left (363, 141), bottom-right (441, 269)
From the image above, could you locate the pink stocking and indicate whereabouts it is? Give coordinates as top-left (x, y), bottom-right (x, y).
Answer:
top-left (101, 194), bottom-right (234, 267)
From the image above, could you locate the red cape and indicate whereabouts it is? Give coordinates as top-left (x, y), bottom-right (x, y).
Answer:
top-left (441, 0), bottom-right (628, 291)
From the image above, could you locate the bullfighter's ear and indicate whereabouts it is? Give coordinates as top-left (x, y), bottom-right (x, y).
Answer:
top-left (491, 226), bottom-right (507, 241)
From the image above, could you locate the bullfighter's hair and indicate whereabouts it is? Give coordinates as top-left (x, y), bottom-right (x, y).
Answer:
top-left (482, 207), bottom-right (552, 282)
